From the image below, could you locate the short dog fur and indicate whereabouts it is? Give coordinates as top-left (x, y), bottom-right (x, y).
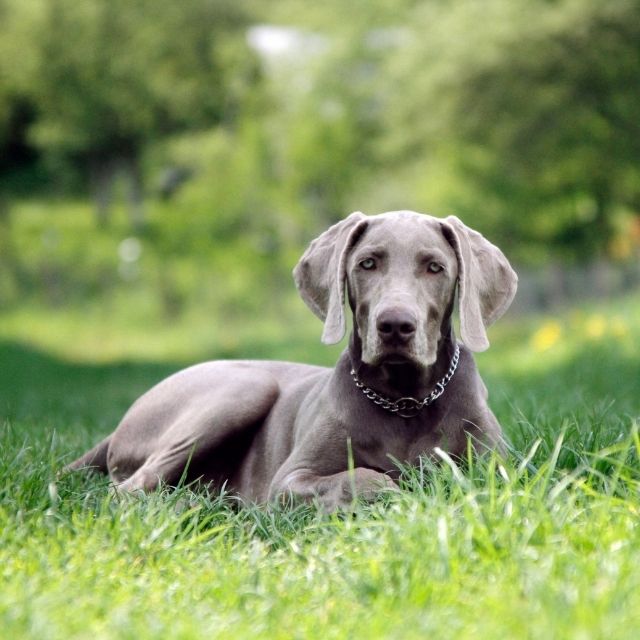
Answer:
top-left (67, 210), bottom-right (517, 510)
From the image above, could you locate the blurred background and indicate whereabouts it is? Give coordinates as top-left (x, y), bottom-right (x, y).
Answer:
top-left (0, 0), bottom-right (639, 366)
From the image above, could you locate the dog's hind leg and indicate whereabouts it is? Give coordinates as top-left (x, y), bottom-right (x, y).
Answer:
top-left (111, 367), bottom-right (280, 494)
top-left (63, 435), bottom-right (112, 474)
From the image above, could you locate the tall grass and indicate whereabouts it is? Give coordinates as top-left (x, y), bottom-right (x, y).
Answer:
top-left (1, 286), bottom-right (639, 638)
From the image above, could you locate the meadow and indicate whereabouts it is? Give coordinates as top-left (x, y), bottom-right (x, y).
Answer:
top-left (2, 1), bottom-right (639, 635)
top-left (2, 258), bottom-right (640, 639)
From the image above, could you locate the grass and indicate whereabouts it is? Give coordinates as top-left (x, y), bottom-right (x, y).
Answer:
top-left (2, 285), bottom-right (640, 638)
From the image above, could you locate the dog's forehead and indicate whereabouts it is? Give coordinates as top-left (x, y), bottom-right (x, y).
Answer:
top-left (361, 210), bottom-right (450, 251)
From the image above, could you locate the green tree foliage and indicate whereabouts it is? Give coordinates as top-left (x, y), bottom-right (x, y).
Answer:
top-left (0, 1), bottom-right (38, 183)
top-left (377, 0), bottom-right (640, 262)
top-left (1, 0), bottom-right (639, 268)
top-left (5, 0), bottom-right (258, 223)
top-left (28, 0), bottom-right (254, 157)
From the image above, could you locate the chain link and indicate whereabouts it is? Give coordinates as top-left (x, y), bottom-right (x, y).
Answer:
top-left (350, 344), bottom-right (460, 418)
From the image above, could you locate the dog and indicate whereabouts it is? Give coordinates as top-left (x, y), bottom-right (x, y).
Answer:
top-left (67, 210), bottom-right (517, 510)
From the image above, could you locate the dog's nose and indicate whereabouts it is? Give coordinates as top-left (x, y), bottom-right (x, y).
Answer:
top-left (376, 309), bottom-right (417, 343)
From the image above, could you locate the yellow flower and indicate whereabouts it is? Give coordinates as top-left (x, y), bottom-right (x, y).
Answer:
top-left (531, 321), bottom-right (562, 352)
top-left (585, 315), bottom-right (606, 340)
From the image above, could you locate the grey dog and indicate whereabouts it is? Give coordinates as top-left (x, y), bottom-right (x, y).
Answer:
top-left (67, 210), bottom-right (517, 510)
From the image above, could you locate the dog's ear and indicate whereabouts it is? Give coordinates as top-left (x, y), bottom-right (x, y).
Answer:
top-left (441, 216), bottom-right (517, 352)
top-left (294, 212), bottom-right (369, 344)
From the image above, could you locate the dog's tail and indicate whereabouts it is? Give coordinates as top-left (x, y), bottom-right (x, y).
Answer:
top-left (63, 435), bottom-right (112, 475)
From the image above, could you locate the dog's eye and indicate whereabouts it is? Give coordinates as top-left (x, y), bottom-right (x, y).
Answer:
top-left (359, 258), bottom-right (376, 270)
top-left (427, 262), bottom-right (444, 274)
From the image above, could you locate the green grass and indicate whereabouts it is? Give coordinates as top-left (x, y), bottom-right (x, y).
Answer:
top-left (1, 289), bottom-right (640, 639)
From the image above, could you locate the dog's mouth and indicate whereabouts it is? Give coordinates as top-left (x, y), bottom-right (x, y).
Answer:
top-left (359, 327), bottom-right (432, 370)
top-left (376, 344), bottom-right (436, 372)
top-left (380, 354), bottom-right (413, 365)
top-left (375, 348), bottom-right (429, 372)
top-left (375, 342), bottom-right (420, 363)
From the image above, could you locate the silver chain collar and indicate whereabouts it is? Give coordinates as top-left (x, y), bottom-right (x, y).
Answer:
top-left (350, 344), bottom-right (460, 419)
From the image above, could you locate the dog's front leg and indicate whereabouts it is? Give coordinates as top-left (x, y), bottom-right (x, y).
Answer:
top-left (270, 467), bottom-right (398, 511)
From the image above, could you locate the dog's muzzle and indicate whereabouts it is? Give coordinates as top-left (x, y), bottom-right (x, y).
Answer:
top-left (376, 308), bottom-right (417, 346)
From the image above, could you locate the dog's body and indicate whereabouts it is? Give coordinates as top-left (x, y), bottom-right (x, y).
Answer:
top-left (68, 211), bottom-right (517, 510)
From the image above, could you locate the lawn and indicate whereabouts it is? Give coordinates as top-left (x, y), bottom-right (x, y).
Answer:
top-left (1, 291), bottom-right (639, 639)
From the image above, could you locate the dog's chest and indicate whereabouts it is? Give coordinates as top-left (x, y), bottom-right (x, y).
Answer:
top-left (352, 422), bottom-right (443, 471)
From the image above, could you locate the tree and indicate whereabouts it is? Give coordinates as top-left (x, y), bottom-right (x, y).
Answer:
top-left (22, 0), bottom-right (258, 226)
top-left (379, 0), bottom-right (640, 263)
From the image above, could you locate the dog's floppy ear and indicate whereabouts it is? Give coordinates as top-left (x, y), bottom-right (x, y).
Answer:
top-left (441, 216), bottom-right (517, 352)
top-left (294, 212), bottom-right (369, 344)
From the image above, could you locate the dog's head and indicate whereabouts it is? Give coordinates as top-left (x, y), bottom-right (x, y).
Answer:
top-left (294, 210), bottom-right (517, 369)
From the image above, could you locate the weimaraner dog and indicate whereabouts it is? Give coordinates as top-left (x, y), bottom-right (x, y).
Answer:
top-left (68, 210), bottom-right (517, 510)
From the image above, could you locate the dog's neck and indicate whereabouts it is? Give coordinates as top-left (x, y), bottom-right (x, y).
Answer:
top-left (348, 327), bottom-right (458, 400)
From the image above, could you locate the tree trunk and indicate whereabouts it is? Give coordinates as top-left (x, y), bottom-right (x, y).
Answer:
top-left (122, 155), bottom-right (145, 231)
top-left (90, 157), bottom-right (116, 228)
top-left (591, 182), bottom-right (613, 259)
